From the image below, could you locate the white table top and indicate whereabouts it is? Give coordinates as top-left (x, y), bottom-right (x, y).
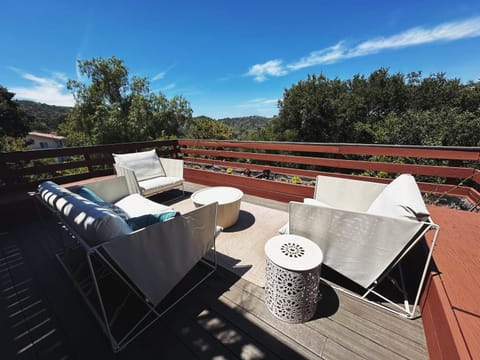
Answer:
top-left (191, 186), bottom-right (243, 205)
top-left (265, 234), bottom-right (323, 271)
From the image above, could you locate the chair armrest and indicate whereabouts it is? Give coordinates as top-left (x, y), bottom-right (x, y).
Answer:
top-left (101, 202), bottom-right (218, 306)
top-left (113, 164), bottom-right (141, 194)
top-left (159, 158), bottom-right (184, 178)
top-left (288, 201), bottom-right (426, 289)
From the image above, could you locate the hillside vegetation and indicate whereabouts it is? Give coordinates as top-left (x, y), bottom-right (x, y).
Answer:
top-left (18, 100), bottom-right (70, 133)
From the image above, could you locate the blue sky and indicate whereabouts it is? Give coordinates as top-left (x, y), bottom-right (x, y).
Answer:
top-left (2, 0), bottom-right (480, 119)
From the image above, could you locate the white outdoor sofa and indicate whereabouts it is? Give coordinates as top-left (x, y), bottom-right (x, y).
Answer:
top-left (287, 174), bottom-right (440, 318)
top-left (113, 149), bottom-right (184, 197)
top-left (36, 176), bottom-right (219, 352)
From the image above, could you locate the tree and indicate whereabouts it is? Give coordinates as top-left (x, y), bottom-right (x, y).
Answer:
top-left (186, 116), bottom-right (233, 139)
top-left (0, 86), bottom-right (31, 151)
top-left (273, 68), bottom-right (480, 146)
top-left (60, 56), bottom-right (193, 145)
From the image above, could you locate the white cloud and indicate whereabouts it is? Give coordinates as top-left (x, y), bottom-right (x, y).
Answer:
top-left (234, 98), bottom-right (279, 116)
top-left (246, 60), bottom-right (287, 82)
top-left (160, 83), bottom-right (176, 91)
top-left (247, 16), bottom-right (480, 81)
top-left (151, 64), bottom-right (176, 82)
top-left (349, 17), bottom-right (480, 57)
top-left (288, 42), bottom-right (346, 70)
top-left (10, 70), bottom-right (74, 106)
top-left (152, 71), bottom-right (166, 81)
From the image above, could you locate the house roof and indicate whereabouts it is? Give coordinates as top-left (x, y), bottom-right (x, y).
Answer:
top-left (27, 131), bottom-right (65, 140)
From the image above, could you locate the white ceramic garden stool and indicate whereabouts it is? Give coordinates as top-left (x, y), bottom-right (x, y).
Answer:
top-left (264, 234), bottom-right (323, 323)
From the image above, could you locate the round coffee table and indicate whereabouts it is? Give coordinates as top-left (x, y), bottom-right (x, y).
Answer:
top-left (191, 186), bottom-right (243, 228)
top-left (264, 234), bottom-right (323, 323)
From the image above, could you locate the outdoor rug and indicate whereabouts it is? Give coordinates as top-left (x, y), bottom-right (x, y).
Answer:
top-left (172, 199), bottom-right (288, 288)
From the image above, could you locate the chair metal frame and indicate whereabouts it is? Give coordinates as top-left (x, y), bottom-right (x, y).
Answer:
top-left (327, 220), bottom-right (440, 319)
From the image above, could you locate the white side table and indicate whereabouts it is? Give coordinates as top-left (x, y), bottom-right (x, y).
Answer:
top-left (191, 187), bottom-right (243, 228)
top-left (264, 234), bottom-right (323, 323)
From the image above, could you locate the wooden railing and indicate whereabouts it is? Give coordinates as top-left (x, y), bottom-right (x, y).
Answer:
top-left (0, 140), bottom-right (180, 194)
top-left (1, 139), bottom-right (479, 205)
top-left (178, 140), bottom-right (480, 203)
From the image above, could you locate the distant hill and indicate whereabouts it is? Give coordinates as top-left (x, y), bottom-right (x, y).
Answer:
top-left (218, 116), bottom-right (272, 138)
top-left (18, 100), bottom-right (71, 132)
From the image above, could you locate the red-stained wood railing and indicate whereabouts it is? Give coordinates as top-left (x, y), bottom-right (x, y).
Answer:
top-left (178, 140), bottom-right (480, 204)
top-left (1, 139), bottom-right (479, 204)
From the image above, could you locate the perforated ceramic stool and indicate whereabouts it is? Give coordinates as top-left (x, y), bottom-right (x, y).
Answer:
top-left (264, 234), bottom-right (323, 323)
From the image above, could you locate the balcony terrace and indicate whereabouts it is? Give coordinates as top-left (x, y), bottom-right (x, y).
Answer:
top-left (0, 140), bottom-right (479, 359)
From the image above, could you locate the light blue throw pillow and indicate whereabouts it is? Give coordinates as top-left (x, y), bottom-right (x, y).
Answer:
top-left (126, 211), bottom-right (179, 231)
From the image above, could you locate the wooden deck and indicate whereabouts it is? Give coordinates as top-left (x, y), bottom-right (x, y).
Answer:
top-left (421, 206), bottom-right (480, 359)
top-left (0, 186), bottom-right (428, 360)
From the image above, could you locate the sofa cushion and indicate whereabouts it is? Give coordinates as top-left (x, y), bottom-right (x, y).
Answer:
top-left (367, 174), bottom-right (430, 221)
top-left (138, 176), bottom-right (183, 196)
top-left (59, 193), bottom-right (131, 246)
top-left (126, 211), bottom-right (179, 231)
top-left (38, 181), bottom-right (73, 207)
top-left (114, 193), bottom-right (173, 218)
top-left (113, 149), bottom-right (166, 181)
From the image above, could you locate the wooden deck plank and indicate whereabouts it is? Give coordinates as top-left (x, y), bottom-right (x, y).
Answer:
top-left (219, 272), bottom-right (427, 360)
top-left (177, 270), bottom-right (322, 360)
top-left (205, 273), bottom-right (329, 357)
top-left (165, 310), bottom-right (237, 360)
top-left (172, 269), bottom-right (306, 360)
top-left (208, 276), bottom-right (411, 360)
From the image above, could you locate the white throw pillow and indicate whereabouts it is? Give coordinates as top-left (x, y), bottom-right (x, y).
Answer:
top-left (367, 174), bottom-right (429, 220)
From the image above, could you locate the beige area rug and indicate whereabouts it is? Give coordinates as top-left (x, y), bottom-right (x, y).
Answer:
top-left (172, 199), bottom-right (288, 288)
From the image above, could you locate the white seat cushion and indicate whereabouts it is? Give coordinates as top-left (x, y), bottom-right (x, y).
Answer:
top-left (367, 174), bottom-right (429, 220)
top-left (114, 193), bottom-right (173, 218)
top-left (138, 176), bottom-right (183, 196)
top-left (113, 149), bottom-right (166, 181)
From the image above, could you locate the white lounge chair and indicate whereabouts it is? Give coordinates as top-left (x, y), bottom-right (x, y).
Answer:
top-left (288, 174), bottom-right (440, 318)
top-left (113, 149), bottom-right (184, 197)
top-left (37, 177), bottom-right (219, 352)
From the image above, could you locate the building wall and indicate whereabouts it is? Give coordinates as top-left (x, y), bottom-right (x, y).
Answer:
top-left (27, 134), bottom-right (64, 150)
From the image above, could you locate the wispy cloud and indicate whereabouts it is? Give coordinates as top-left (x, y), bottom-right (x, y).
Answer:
top-left (152, 64), bottom-right (176, 82)
top-left (9, 69), bottom-right (74, 106)
top-left (234, 97), bottom-right (278, 116)
top-left (152, 71), bottom-right (167, 81)
top-left (247, 16), bottom-right (480, 81)
top-left (160, 83), bottom-right (176, 91)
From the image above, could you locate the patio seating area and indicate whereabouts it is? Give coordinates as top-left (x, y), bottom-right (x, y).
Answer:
top-left (1, 140), bottom-right (479, 359)
top-left (0, 183), bottom-right (432, 359)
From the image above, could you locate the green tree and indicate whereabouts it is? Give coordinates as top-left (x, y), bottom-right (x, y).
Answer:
top-left (60, 56), bottom-right (193, 145)
top-left (0, 86), bottom-right (31, 151)
top-left (186, 116), bottom-right (233, 139)
top-left (273, 68), bottom-right (480, 146)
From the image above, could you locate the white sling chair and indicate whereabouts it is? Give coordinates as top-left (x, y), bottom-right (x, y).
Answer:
top-left (37, 178), bottom-right (218, 352)
top-left (288, 175), bottom-right (440, 318)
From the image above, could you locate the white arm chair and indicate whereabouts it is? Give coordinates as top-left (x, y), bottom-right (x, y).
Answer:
top-left (113, 149), bottom-right (184, 197)
top-left (289, 174), bottom-right (440, 318)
